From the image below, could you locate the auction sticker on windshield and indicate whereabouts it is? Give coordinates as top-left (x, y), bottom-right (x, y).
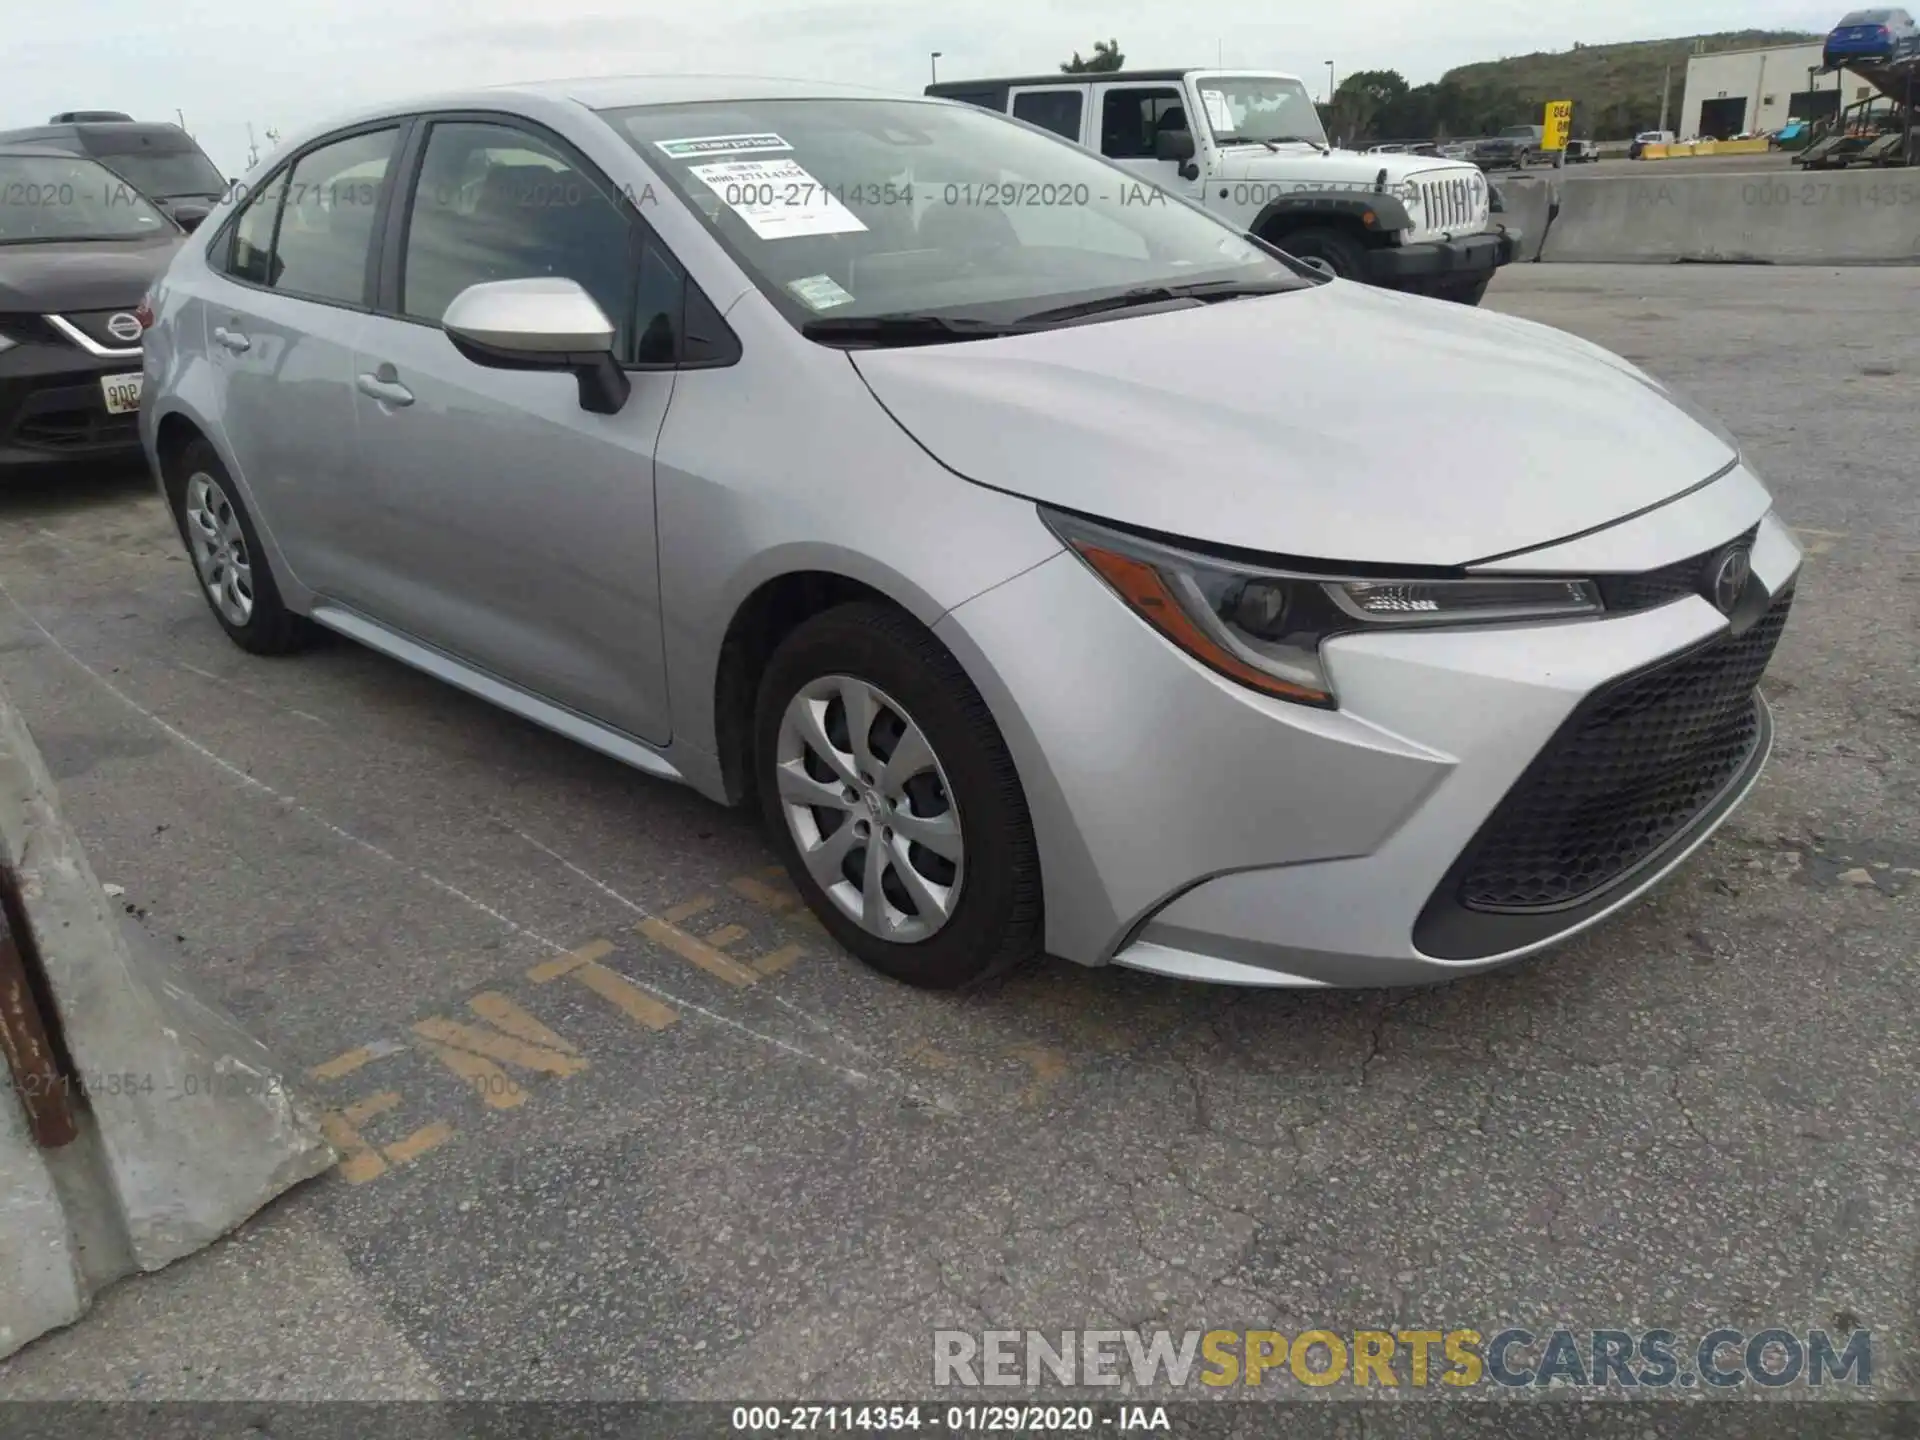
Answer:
top-left (655, 133), bottom-right (792, 159)
top-left (1199, 89), bottom-right (1233, 133)
top-left (786, 274), bottom-right (856, 310)
top-left (688, 158), bottom-right (869, 240)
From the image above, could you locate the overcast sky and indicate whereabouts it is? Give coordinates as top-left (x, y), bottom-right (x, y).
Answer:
top-left (13, 0), bottom-right (1836, 174)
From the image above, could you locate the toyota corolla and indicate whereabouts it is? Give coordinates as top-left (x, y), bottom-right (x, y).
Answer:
top-left (138, 77), bottom-right (1800, 990)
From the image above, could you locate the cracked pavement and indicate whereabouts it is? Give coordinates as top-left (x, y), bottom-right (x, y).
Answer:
top-left (0, 265), bottom-right (1915, 1412)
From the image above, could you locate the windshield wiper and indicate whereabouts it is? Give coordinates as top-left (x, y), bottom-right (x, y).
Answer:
top-left (1270, 135), bottom-right (1329, 153)
top-left (800, 313), bottom-right (1037, 347)
top-left (1017, 279), bottom-right (1296, 326)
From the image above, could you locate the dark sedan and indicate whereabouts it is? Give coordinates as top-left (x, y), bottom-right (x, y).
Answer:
top-left (0, 148), bottom-right (181, 472)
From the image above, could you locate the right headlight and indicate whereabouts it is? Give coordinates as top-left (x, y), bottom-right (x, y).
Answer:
top-left (1043, 508), bottom-right (1602, 708)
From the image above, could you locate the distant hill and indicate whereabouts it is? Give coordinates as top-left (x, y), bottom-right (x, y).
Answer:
top-left (1441, 31), bottom-right (1820, 137)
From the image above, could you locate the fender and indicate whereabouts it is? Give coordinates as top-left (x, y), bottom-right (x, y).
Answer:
top-left (1249, 190), bottom-right (1413, 239)
top-left (143, 371), bottom-right (320, 619)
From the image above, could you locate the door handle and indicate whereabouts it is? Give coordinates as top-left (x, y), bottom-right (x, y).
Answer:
top-left (212, 325), bottom-right (251, 354)
top-left (356, 373), bottom-right (415, 407)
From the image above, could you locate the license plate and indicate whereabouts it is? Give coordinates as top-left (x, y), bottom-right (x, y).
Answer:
top-left (101, 373), bottom-right (142, 415)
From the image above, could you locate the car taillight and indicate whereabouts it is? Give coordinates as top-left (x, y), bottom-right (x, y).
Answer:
top-left (134, 294), bottom-right (155, 330)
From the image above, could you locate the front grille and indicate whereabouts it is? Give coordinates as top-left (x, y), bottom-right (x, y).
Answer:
top-left (51, 309), bottom-right (145, 352)
top-left (9, 383), bottom-right (140, 451)
top-left (1456, 589), bottom-right (1793, 912)
top-left (1417, 173), bottom-right (1487, 234)
top-left (1596, 525), bottom-right (1759, 613)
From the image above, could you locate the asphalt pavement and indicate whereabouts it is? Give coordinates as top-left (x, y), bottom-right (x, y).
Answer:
top-left (0, 264), bottom-right (1915, 1410)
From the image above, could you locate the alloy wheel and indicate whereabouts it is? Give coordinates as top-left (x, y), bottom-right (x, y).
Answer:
top-left (183, 471), bottom-right (254, 627)
top-left (774, 675), bottom-right (965, 943)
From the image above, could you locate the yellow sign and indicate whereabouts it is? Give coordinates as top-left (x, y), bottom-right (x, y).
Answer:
top-left (1543, 100), bottom-right (1573, 150)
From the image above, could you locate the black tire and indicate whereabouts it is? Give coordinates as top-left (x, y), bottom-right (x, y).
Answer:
top-left (753, 601), bottom-right (1042, 990)
top-left (166, 438), bottom-right (317, 655)
top-left (1274, 226), bottom-right (1370, 282)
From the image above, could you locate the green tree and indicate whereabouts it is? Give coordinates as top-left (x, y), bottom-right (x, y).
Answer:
top-left (1061, 38), bottom-right (1125, 73)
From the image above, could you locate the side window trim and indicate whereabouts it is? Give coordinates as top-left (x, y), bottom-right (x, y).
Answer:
top-left (382, 109), bottom-right (740, 372)
top-left (212, 118), bottom-right (410, 313)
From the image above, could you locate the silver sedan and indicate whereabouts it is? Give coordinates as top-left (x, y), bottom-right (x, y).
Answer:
top-left (140, 76), bottom-right (1800, 989)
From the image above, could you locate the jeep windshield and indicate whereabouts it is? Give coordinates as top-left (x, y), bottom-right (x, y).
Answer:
top-left (0, 152), bottom-right (173, 242)
top-left (603, 97), bottom-right (1311, 341)
top-left (1187, 76), bottom-right (1329, 148)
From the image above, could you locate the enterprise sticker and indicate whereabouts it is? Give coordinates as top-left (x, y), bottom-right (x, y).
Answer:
top-left (655, 132), bottom-right (792, 159)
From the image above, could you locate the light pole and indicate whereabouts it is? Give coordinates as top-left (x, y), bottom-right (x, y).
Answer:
top-left (931, 51), bottom-right (942, 85)
top-left (1325, 61), bottom-right (1335, 104)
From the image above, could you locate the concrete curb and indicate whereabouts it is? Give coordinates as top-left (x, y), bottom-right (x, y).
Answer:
top-left (0, 679), bottom-right (333, 1362)
top-left (1541, 171), bottom-right (1920, 265)
top-left (1494, 175), bottom-right (1558, 263)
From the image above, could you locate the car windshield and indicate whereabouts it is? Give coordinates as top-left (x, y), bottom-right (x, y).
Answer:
top-left (0, 152), bottom-right (172, 242)
top-left (602, 97), bottom-right (1309, 330)
top-left (90, 143), bottom-right (226, 198)
top-left (1838, 9), bottom-right (1892, 20)
top-left (1187, 75), bottom-right (1328, 147)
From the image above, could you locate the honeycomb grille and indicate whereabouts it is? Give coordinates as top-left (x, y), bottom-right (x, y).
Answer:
top-left (1457, 590), bottom-right (1792, 912)
top-left (1595, 525), bottom-right (1760, 613)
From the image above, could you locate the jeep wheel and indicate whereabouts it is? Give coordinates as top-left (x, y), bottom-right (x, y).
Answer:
top-left (1425, 274), bottom-right (1493, 307)
top-left (1274, 227), bottom-right (1368, 282)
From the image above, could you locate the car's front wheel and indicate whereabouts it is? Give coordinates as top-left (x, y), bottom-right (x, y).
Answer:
top-left (167, 438), bottom-right (316, 655)
top-left (754, 602), bottom-right (1042, 989)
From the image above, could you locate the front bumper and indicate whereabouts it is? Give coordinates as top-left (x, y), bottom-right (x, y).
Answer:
top-left (936, 496), bottom-right (1802, 989)
top-left (1367, 230), bottom-right (1515, 283)
top-left (0, 332), bottom-right (146, 469)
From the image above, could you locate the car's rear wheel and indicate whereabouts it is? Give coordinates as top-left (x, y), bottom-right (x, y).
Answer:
top-left (753, 602), bottom-right (1042, 989)
top-left (1275, 226), bottom-right (1369, 282)
top-left (168, 439), bottom-right (316, 655)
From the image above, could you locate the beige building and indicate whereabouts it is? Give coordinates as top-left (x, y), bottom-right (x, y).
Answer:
top-left (1679, 42), bottom-right (1879, 139)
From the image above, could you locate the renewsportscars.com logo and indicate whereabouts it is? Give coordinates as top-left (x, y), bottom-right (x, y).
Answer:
top-left (933, 1327), bottom-right (1873, 1391)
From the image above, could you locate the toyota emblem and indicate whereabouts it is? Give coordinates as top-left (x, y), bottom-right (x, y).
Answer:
top-left (1705, 545), bottom-right (1752, 615)
top-left (106, 312), bottom-right (143, 344)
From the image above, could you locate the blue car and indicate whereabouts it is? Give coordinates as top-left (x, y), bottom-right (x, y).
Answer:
top-left (1823, 7), bottom-right (1918, 66)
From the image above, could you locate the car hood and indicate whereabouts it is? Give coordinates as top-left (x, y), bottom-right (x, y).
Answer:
top-left (0, 231), bottom-right (181, 312)
top-left (850, 282), bottom-right (1739, 568)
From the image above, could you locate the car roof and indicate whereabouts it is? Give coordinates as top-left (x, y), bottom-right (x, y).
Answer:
top-left (927, 67), bottom-right (1304, 94)
top-left (249, 73), bottom-right (934, 163)
top-left (0, 120), bottom-right (196, 145)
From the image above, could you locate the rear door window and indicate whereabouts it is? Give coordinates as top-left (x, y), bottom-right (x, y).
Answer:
top-left (273, 130), bottom-right (399, 305)
top-left (1011, 89), bottom-right (1085, 142)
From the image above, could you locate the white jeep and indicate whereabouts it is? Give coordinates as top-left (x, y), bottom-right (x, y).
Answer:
top-left (927, 67), bottom-right (1520, 305)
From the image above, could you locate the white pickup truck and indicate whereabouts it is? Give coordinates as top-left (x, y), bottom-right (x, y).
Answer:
top-left (926, 67), bottom-right (1520, 305)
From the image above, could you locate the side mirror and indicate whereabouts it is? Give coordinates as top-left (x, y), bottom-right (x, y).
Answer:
top-left (442, 277), bottom-right (630, 416)
top-left (1154, 128), bottom-right (1196, 163)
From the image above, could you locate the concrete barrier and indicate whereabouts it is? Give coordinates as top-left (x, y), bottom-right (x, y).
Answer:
top-left (1642, 137), bottom-right (1773, 160)
top-left (1540, 171), bottom-right (1920, 264)
top-left (1492, 175), bottom-right (1557, 262)
top-left (0, 680), bottom-right (332, 1361)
